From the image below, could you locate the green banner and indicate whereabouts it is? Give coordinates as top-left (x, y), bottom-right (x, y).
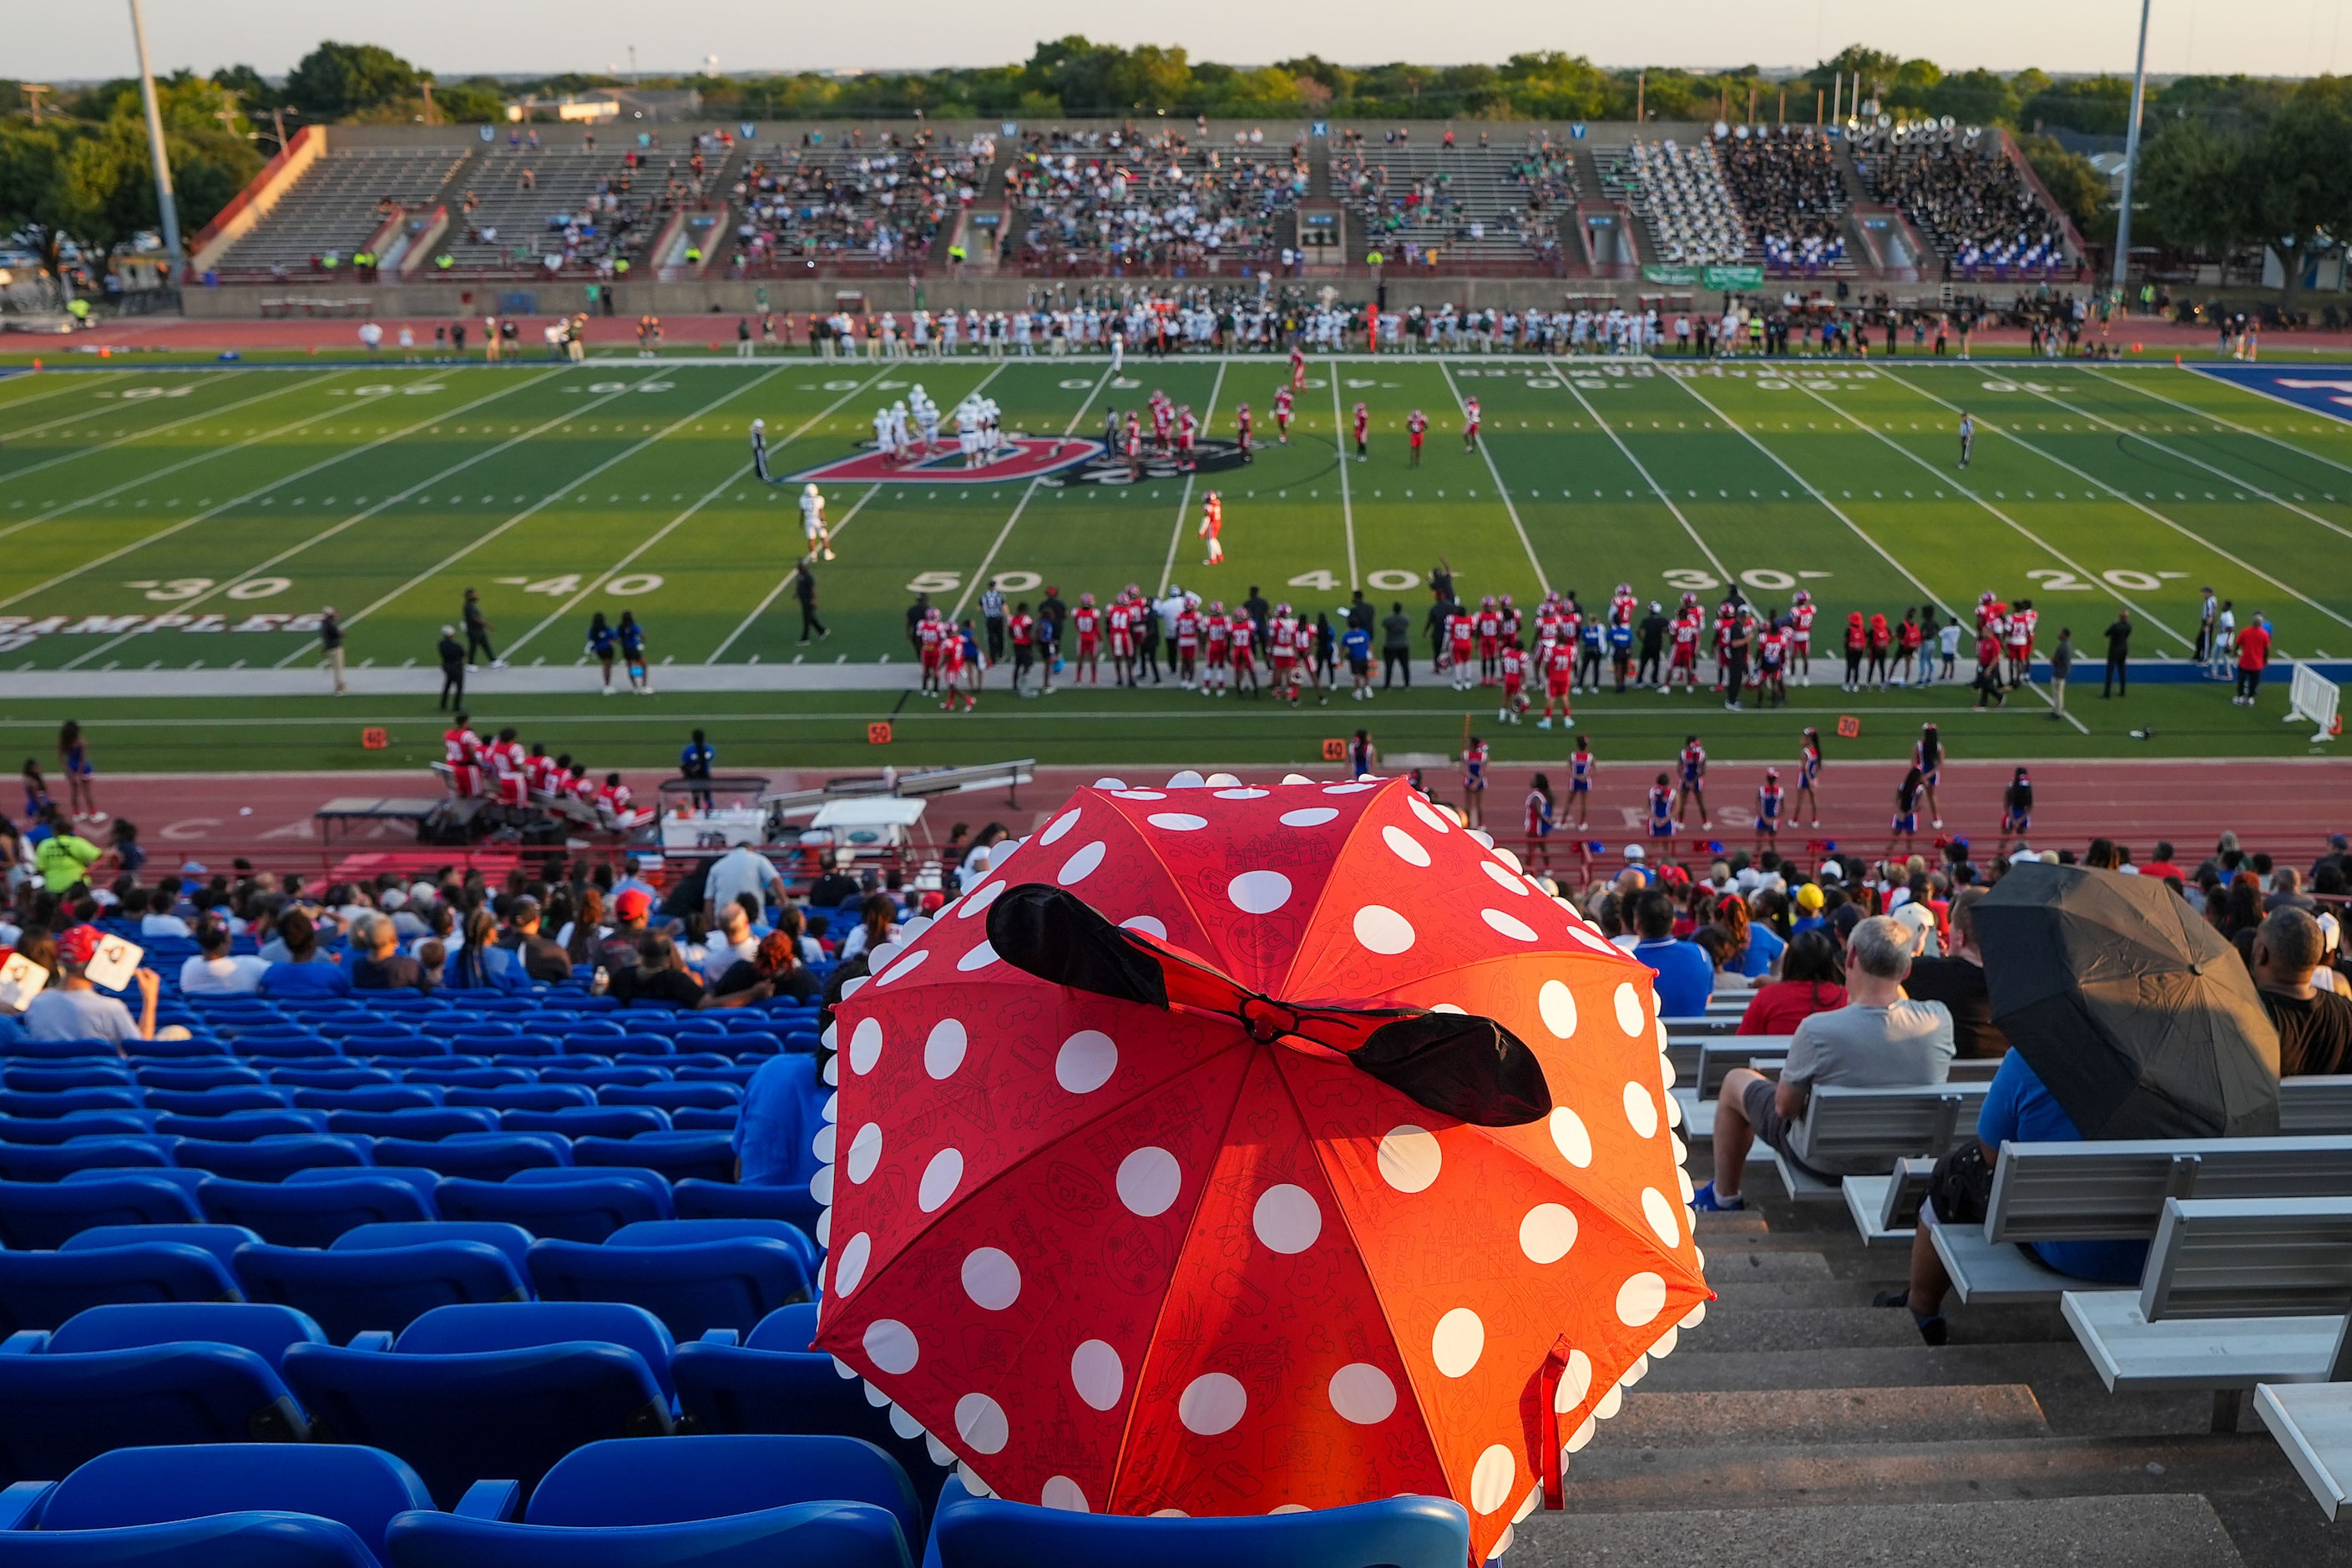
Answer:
top-left (1639, 264), bottom-right (1765, 290)
top-left (1640, 265), bottom-right (1699, 286)
top-left (1705, 265), bottom-right (1765, 290)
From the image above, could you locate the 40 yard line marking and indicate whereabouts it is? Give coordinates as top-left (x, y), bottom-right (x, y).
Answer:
top-left (1160, 362), bottom-right (1227, 594)
top-left (1327, 363), bottom-right (1360, 589)
top-left (708, 483), bottom-right (883, 664)
top-left (1439, 362), bottom-right (1550, 595)
top-left (1548, 358), bottom-right (1730, 583)
top-left (951, 363), bottom-right (1117, 622)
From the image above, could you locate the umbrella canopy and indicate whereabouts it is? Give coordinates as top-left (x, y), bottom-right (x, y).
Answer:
top-left (812, 776), bottom-right (1708, 1562)
top-left (1975, 860), bottom-right (2279, 1140)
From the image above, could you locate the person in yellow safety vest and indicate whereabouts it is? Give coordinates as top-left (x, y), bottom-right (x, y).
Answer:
top-left (615, 258), bottom-right (630, 275)
top-left (321, 254), bottom-right (339, 271)
top-left (436, 254), bottom-right (453, 270)
top-left (685, 245), bottom-right (701, 265)
top-left (948, 244), bottom-right (965, 264)
top-left (65, 298), bottom-right (91, 326)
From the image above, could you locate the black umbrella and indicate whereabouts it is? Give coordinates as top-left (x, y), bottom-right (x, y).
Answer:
top-left (1975, 861), bottom-right (2279, 1140)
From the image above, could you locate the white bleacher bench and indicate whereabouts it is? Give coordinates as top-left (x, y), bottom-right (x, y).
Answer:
top-left (1932, 1136), bottom-right (2352, 1309)
top-left (2062, 1196), bottom-right (2352, 1431)
top-left (1659, 1014), bottom-right (1739, 1039)
top-left (1764, 1081), bottom-right (1989, 1203)
top-left (2284, 1077), bottom-right (2352, 1136)
top-left (893, 760), bottom-right (1035, 805)
top-left (2256, 1382), bottom-right (2352, 1520)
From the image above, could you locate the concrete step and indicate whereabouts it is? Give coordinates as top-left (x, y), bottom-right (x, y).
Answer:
top-left (1711, 1278), bottom-right (1889, 1310)
top-left (1611, 1384), bottom-right (2048, 1447)
top-left (1514, 1495), bottom-right (2245, 1568)
top-left (1697, 1250), bottom-right (1834, 1282)
top-left (1676, 1306), bottom-right (1927, 1353)
top-left (1692, 1210), bottom-right (1768, 1237)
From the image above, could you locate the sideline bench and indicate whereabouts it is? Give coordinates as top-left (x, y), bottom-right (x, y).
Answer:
top-left (1933, 1136), bottom-right (2352, 1308)
top-left (2061, 1195), bottom-right (2352, 1429)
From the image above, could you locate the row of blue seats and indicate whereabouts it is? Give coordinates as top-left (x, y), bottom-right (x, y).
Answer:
top-left (6, 1062), bottom-right (760, 1094)
top-left (4, 1079), bottom-right (745, 1120)
top-left (0, 1130), bottom-right (741, 1186)
top-left (6, 1031), bottom-right (818, 1065)
top-left (0, 1434), bottom-right (1468, 1567)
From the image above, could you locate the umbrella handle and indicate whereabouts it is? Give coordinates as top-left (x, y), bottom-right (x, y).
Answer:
top-left (1539, 1333), bottom-right (1573, 1510)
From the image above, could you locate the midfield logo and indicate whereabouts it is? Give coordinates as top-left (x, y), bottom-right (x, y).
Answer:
top-left (1044, 437), bottom-right (1252, 488)
top-left (785, 436), bottom-right (1104, 484)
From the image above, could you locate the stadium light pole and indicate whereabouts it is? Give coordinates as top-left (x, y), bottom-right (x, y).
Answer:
top-left (127, 0), bottom-right (183, 277)
top-left (2111, 0), bottom-right (2153, 298)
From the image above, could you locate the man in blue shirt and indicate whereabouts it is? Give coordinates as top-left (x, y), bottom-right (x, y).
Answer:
top-left (680, 729), bottom-right (716, 810)
top-left (734, 1052), bottom-right (827, 1189)
top-left (1342, 622), bottom-right (1373, 700)
top-left (1631, 892), bottom-right (1712, 1019)
top-left (1884, 1048), bottom-right (2149, 1345)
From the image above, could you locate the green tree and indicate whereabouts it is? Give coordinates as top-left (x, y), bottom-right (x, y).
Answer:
top-left (1111, 45), bottom-right (1194, 109)
top-left (2021, 75), bottom-right (2133, 135)
top-left (284, 41), bottom-right (422, 122)
top-left (2136, 117), bottom-right (2248, 255)
top-left (2243, 75), bottom-right (2352, 306)
top-left (1927, 68), bottom-right (2021, 127)
top-left (2019, 131), bottom-right (2111, 241)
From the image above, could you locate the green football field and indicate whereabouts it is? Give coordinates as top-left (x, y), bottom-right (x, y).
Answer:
top-left (3, 350), bottom-right (2349, 771)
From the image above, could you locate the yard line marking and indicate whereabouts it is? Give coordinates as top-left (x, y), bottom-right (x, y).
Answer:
top-left (951, 363), bottom-right (1116, 622)
top-left (0, 377), bottom-right (104, 423)
top-left (1442, 362), bottom-right (1550, 594)
top-left (1, 372), bottom-right (233, 441)
top-left (1160, 362), bottom-right (1227, 595)
top-left (2024, 382), bottom-right (2352, 546)
top-left (280, 370), bottom-right (761, 662)
top-left (2091, 366), bottom-right (2352, 483)
top-left (1888, 369), bottom-right (2352, 640)
top-left (503, 367), bottom-right (801, 659)
top-left (1664, 372), bottom-right (1956, 620)
top-left (1328, 363), bottom-right (1360, 589)
top-left (0, 372), bottom-right (355, 540)
top-left (56, 372), bottom-right (580, 667)
top-left (1784, 381), bottom-right (2189, 651)
top-left (710, 484), bottom-right (883, 664)
top-left (0, 370), bottom-right (281, 485)
top-left (1552, 362), bottom-right (1731, 584)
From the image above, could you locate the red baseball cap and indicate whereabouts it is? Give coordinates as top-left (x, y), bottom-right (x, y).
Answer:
top-left (614, 888), bottom-right (653, 920)
top-left (57, 925), bottom-right (103, 966)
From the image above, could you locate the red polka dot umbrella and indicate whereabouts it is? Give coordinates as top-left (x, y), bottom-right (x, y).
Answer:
top-left (812, 775), bottom-right (1711, 1562)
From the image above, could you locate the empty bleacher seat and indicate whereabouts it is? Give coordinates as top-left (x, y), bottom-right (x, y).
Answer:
top-left (501, 1107), bottom-right (666, 1140)
top-left (598, 1084), bottom-right (739, 1114)
top-left (157, 1111), bottom-right (330, 1143)
top-left (574, 1132), bottom-right (731, 1185)
top-left (433, 1177), bottom-right (665, 1243)
top-left (293, 1088), bottom-right (441, 1114)
top-left (445, 1085), bottom-right (591, 1115)
top-left (374, 1136), bottom-right (569, 1182)
top-left (2, 1067), bottom-right (132, 1094)
top-left (61, 1166), bottom-right (206, 1199)
top-left (139, 1065), bottom-right (266, 1092)
top-left (234, 1242), bottom-right (528, 1343)
top-left (0, 1113), bottom-right (157, 1146)
top-left (0, 1178), bottom-right (201, 1249)
top-left (334, 1222), bottom-right (534, 1275)
top-left (673, 1179), bottom-right (818, 1233)
top-left (326, 1109), bottom-right (498, 1141)
top-left (200, 1178), bottom-right (433, 1248)
top-left (606, 1219), bottom-right (816, 1273)
top-left (0, 1242), bottom-right (243, 1334)
top-left (61, 1225), bottom-right (261, 1271)
top-left (922, 1475), bottom-right (1470, 1568)
top-left (526, 1233), bottom-right (808, 1337)
top-left (0, 1089), bottom-right (140, 1120)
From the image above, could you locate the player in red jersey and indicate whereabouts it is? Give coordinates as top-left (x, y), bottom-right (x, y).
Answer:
top-left (1447, 605), bottom-right (1475, 690)
top-left (2005, 598), bottom-right (2036, 685)
top-left (1234, 402), bottom-right (1253, 459)
top-left (1352, 401), bottom-right (1369, 462)
top-left (1122, 411), bottom-right (1143, 478)
top-left (1269, 604), bottom-right (1300, 704)
top-left (488, 726), bottom-right (528, 810)
top-left (1151, 396), bottom-right (1173, 453)
top-left (1174, 600), bottom-right (1201, 690)
top-left (1866, 612), bottom-right (1893, 690)
top-left (1475, 596), bottom-right (1502, 685)
top-left (1272, 387), bottom-right (1294, 444)
top-left (1461, 396), bottom-right (1481, 451)
top-left (1176, 405), bottom-right (1199, 469)
top-left (1199, 491), bottom-right (1225, 566)
top-left (939, 623), bottom-right (976, 711)
top-left (917, 607), bottom-right (945, 696)
top-left (1788, 590), bottom-right (1816, 685)
top-left (1841, 610), bottom-right (1867, 691)
top-left (1668, 607), bottom-right (1702, 690)
top-left (1229, 609), bottom-right (1259, 696)
top-left (1497, 639), bottom-right (1529, 723)
top-left (1406, 408), bottom-right (1427, 466)
top-left (1896, 608), bottom-right (1923, 686)
top-left (1071, 593), bottom-right (1101, 685)
top-left (1289, 345), bottom-right (1307, 389)
top-left (1499, 594), bottom-right (1522, 645)
top-left (1201, 602), bottom-right (1232, 696)
top-left (1108, 595), bottom-right (1137, 688)
top-left (1008, 604), bottom-right (1036, 695)
top-left (442, 713), bottom-right (483, 797)
top-left (1756, 618), bottom-right (1789, 708)
top-left (1538, 632), bottom-right (1576, 730)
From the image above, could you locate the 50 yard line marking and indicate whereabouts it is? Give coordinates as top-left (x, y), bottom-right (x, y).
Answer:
top-left (1327, 366), bottom-right (1360, 589)
top-left (1549, 359), bottom-right (1730, 583)
top-left (1439, 362), bottom-right (1550, 594)
top-left (1159, 362), bottom-right (1227, 594)
top-left (951, 363), bottom-right (1117, 622)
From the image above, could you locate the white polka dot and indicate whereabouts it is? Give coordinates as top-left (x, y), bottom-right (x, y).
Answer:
top-left (1214, 787), bottom-right (1267, 799)
top-left (1040, 808), bottom-right (1082, 846)
top-left (1554, 1348), bottom-right (1593, 1413)
top-left (1481, 860), bottom-right (1530, 895)
top-left (1538, 980), bottom-right (1577, 1039)
top-left (1040, 1476), bottom-right (1090, 1512)
top-left (1468, 829), bottom-right (1494, 848)
top-left (1596, 1383), bottom-right (1623, 1419)
top-left (1070, 1339), bottom-right (1125, 1411)
top-left (1621, 981), bottom-right (1657, 1034)
top-left (1565, 1415), bottom-right (1597, 1454)
top-left (833, 1232), bottom-right (873, 1295)
top-left (1616, 1272), bottom-right (1668, 1327)
top-left (1519, 1203), bottom-right (1578, 1264)
top-left (1408, 796), bottom-right (1454, 833)
top-left (847, 1122), bottom-right (883, 1184)
top-left (956, 1463), bottom-right (992, 1496)
top-left (955, 1393), bottom-right (1009, 1454)
top-left (1252, 1184), bottom-right (1321, 1253)
top-left (1377, 1125), bottom-right (1442, 1193)
top-left (1271, 1504), bottom-right (1310, 1515)
top-left (1151, 1509), bottom-right (1190, 1519)
top-left (1166, 771), bottom-right (1206, 789)
top-left (1623, 1081), bottom-right (1660, 1139)
top-left (1681, 1301), bottom-right (1707, 1331)
top-left (1482, 908), bottom-right (1538, 942)
top-left (838, 976), bottom-right (868, 999)
top-left (1568, 927), bottom-right (1617, 955)
top-left (808, 1166), bottom-right (833, 1206)
top-left (1280, 807), bottom-right (1339, 827)
top-left (1227, 870), bottom-right (1292, 913)
top-left (1641, 1188), bottom-right (1682, 1247)
top-left (957, 881), bottom-right (1004, 918)
top-left (1549, 1107), bottom-right (1592, 1167)
top-left (816, 1211), bottom-right (831, 1247)
top-left (848, 1019), bottom-right (883, 1075)
top-left (811, 1123), bottom-right (837, 1165)
top-left (1178, 1373), bottom-right (1247, 1435)
top-left (1147, 812), bottom-right (1209, 831)
top-left (1432, 1004), bottom-right (1466, 1014)
top-left (955, 941), bottom-right (999, 973)
top-left (1110, 788), bottom-right (1164, 800)
top-left (1324, 781), bottom-right (1379, 794)
top-left (1433, 1308), bottom-right (1485, 1378)
top-left (1659, 1050), bottom-right (1678, 1091)
top-left (875, 948), bottom-right (928, 986)
top-left (1382, 825), bottom-right (1432, 867)
top-left (1469, 1444), bottom-right (1517, 1514)
top-left (1116, 1147), bottom-right (1181, 1216)
top-left (1514, 1488), bottom-right (1540, 1524)
top-left (1651, 1326), bottom-right (1680, 1359)
top-left (1491, 846), bottom-right (1524, 873)
top-left (1353, 904), bottom-right (1415, 954)
top-left (962, 1247), bottom-right (1021, 1310)
top-left (888, 1403), bottom-right (924, 1440)
top-left (1119, 914), bottom-right (1167, 940)
top-left (923, 1019), bottom-right (968, 1080)
top-left (863, 1318), bottom-right (919, 1374)
top-left (918, 1148), bottom-right (964, 1212)
top-left (1055, 1029), bottom-right (1118, 1094)
top-left (1092, 777), bottom-right (1129, 790)
top-left (1328, 1363), bottom-right (1399, 1424)
top-left (1280, 773), bottom-right (1313, 786)
top-left (1204, 773), bottom-right (1242, 787)
top-left (1488, 1523), bottom-right (1517, 1559)
top-left (1057, 841), bottom-right (1107, 885)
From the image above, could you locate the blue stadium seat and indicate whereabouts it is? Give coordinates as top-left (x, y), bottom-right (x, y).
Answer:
top-left (537, 1065), bottom-right (665, 1088)
top-left (283, 1167), bottom-right (441, 1202)
top-left (173, 1138), bottom-right (370, 1183)
top-left (372, 1136), bottom-right (569, 1182)
top-left (670, 1108), bottom-right (741, 1132)
top-left (325, 1109), bottom-right (498, 1141)
top-left (61, 1226), bottom-right (261, 1272)
top-left (0, 1178), bottom-right (201, 1250)
top-left (0, 1243), bottom-right (242, 1334)
top-left (507, 1166), bottom-right (675, 1205)
top-left (136, 1065), bottom-right (265, 1092)
top-left (334, 1222), bottom-right (533, 1276)
top-left (6, 1039), bottom-right (131, 1063)
top-left (13, 1440), bottom-right (443, 1566)
top-left (0, 1089), bottom-right (141, 1120)
top-left (234, 1038), bottom-right (345, 1062)
top-left (573, 1133), bottom-right (732, 1185)
top-left (605, 1220), bottom-right (817, 1275)
top-left (381, 1436), bottom-right (917, 1568)
top-left (233, 1242), bottom-right (528, 1343)
top-left (597, 1085), bottom-right (739, 1114)
top-left (717, 1032), bottom-right (786, 1058)
top-left (199, 1179), bottom-right (432, 1248)
top-left (60, 1166), bottom-right (206, 1199)
top-left (35, 1301), bottom-right (323, 1372)
top-left (143, 1087), bottom-right (292, 1116)
top-left (432, 1179), bottom-right (662, 1244)
top-left (1, 1066), bottom-right (132, 1094)
top-left (280, 1303), bottom-right (678, 1505)
top-left (291, 1088), bottom-right (441, 1113)
top-left (670, 1305), bottom-right (948, 1512)
top-left (0, 1113), bottom-right (157, 1146)
top-left (593, 1035), bottom-right (675, 1060)
top-left (155, 1111), bottom-right (328, 1143)
top-left (920, 1479), bottom-right (1472, 1568)
top-left (443, 1086), bottom-right (591, 1114)
top-left (674, 1065), bottom-right (758, 1086)
top-left (673, 1180), bottom-right (820, 1234)
top-left (524, 1237), bottom-right (808, 1338)
top-left (500, 1107), bottom-right (666, 1140)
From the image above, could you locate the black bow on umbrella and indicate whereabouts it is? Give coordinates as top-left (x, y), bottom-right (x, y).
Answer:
top-left (986, 883), bottom-right (1551, 1128)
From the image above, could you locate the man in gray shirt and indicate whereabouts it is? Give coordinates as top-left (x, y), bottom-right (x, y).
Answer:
top-left (1381, 603), bottom-right (1414, 689)
top-left (1697, 914), bottom-right (1955, 1209)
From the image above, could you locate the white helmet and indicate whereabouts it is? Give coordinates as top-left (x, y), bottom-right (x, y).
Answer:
top-left (804, 483), bottom-right (820, 498)
top-left (751, 418), bottom-right (764, 431)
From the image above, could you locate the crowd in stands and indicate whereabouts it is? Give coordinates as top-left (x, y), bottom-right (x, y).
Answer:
top-left (1333, 138), bottom-right (1573, 264)
top-left (1854, 125), bottom-right (2067, 276)
top-left (736, 130), bottom-right (989, 269)
top-left (1612, 138), bottom-right (1750, 266)
top-left (1714, 125), bottom-right (1849, 273)
top-left (1004, 129), bottom-right (1305, 273)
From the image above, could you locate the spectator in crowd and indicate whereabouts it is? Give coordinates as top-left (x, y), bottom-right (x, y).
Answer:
top-left (1632, 890), bottom-right (1713, 1018)
top-left (180, 917), bottom-right (268, 996)
top-left (260, 911), bottom-right (351, 999)
top-left (701, 900), bottom-right (761, 986)
top-left (1899, 887), bottom-right (2007, 1058)
top-left (1697, 915), bottom-right (1955, 1211)
top-left (807, 852), bottom-right (861, 910)
top-left (1737, 929), bottom-right (1848, 1034)
top-left (613, 931), bottom-right (769, 1010)
top-left (2265, 866), bottom-right (2316, 913)
top-left (352, 912), bottom-right (432, 992)
top-left (734, 1050), bottom-right (827, 1187)
top-left (33, 810), bottom-right (104, 894)
top-left (1717, 893), bottom-right (1785, 980)
top-left (139, 877), bottom-right (191, 938)
top-left (597, 888), bottom-right (655, 977)
top-left (704, 843), bottom-right (786, 927)
top-left (448, 906), bottom-right (528, 991)
top-left (715, 929), bottom-right (822, 1005)
top-left (837, 891), bottom-right (899, 965)
top-left (499, 897), bottom-right (574, 984)
top-left (2252, 908), bottom-right (2352, 1076)
top-left (23, 924), bottom-right (159, 1046)
top-left (560, 885), bottom-right (606, 967)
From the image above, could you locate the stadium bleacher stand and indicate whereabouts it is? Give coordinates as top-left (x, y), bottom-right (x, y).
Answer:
top-left (1605, 137), bottom-right (1749, 266)
top-left (1332, 137), bottom-right (1575, 267)
top-left (1852, 122), bottom-right (2070, 276)
top-left (211, 149), bottom-right (469, 276)
top-left (1004, 130), bottom-right (1304, 275)
top-left (438, 149), bottom-right (660, 276)
top-left (1713, 124), bottom-right (1852, 275)
top-left (735, 134), bottom-right (989, 271)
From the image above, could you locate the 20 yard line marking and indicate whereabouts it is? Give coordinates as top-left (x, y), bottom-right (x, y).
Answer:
top-left (952, 364), bottom-right (1117, 622)
top-left (1160, 362), bottom-right (1227, 594)
top-left (1551, 360), bottom-right (1731, 583)
top-left (1440, 362), bottom-right (1550, 594)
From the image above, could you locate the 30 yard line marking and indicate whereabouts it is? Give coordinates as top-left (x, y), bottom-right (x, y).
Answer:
top-left (1888, 369), bottom-right (2352, 640)
top-left (952, 364), bottom-right (1117, 621)
top-left (278, 370), bottom-right (756, 663)
top-left (1160, 362), bottom-right (1227, 594)
top-left (1441, 362), bottom-right (1550, 594)
top-left (1328, 364), bottom-right (1360, 589)
top-left (1553, 367), bottom-right (1729, 583)
top-left (2092, 367), bottom-right (2352, 483)
top-left (709, 483), bottom-right (883, 664)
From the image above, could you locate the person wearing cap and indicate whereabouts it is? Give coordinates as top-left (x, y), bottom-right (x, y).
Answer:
top-left (598, 888), bottom-right (655, 978)
top-left (1789, 880), bottom-right (1828, 938)
top-left (23, 925), bottom-right (159, 1046)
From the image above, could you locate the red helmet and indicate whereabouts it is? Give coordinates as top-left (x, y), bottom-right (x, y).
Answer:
top-left (1080, 592), bottom-right (1095, 607)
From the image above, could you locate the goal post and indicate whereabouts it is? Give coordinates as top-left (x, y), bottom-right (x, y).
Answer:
top-left (2286, 662), bottom-right (2341, 744)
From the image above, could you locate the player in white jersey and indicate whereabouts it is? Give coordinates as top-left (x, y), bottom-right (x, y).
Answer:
top-left (800, 484), bottom-right (835, 561)
top-left (911, 385), bottom-right (940, 449)
top-left (749, 418), bottom-right (775, 483)
top-left (889, 402), bottom-right (913, 462)
top-left (872, 405), bottom-right (896, 464)
top-left (955, 400), bottom-right (983, 466)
